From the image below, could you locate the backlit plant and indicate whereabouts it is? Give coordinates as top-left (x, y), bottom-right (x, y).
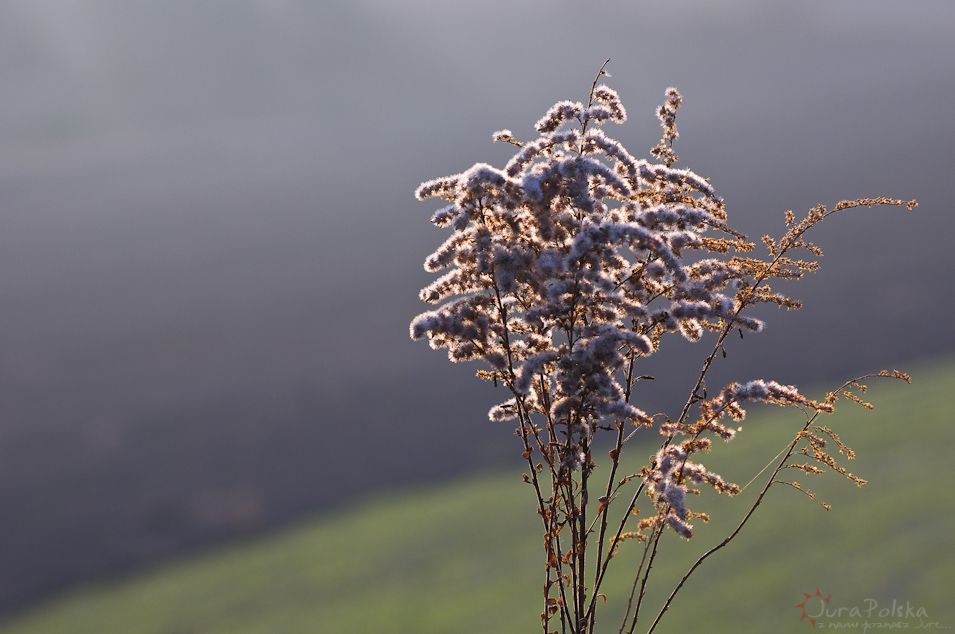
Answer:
top-left (410, 61), bottom-right (914, 634)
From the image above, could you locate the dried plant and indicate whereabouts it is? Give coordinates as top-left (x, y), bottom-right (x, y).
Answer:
top-left (410, 60), bottom-right (915, 634)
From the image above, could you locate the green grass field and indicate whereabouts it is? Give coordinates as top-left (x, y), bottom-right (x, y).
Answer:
top-left (3, 357), bottom-right (953, 634)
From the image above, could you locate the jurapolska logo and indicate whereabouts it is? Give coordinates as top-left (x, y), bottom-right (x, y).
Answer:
top-left (795, 589), bottom-right (947, 631)
top-left (796, 589), bottom-right (831, 627)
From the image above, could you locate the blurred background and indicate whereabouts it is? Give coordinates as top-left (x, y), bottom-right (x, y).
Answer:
top-left (0, 0), bottom-right (952, 619)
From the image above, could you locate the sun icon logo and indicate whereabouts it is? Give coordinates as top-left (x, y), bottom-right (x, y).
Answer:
top-left (796, 589), bottom-right (831, 627)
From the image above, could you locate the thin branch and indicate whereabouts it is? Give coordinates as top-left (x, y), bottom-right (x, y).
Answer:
top-left (588, 58), bottom-right (612, 108)
top-left (624, 524), bottom-right (665, 634)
